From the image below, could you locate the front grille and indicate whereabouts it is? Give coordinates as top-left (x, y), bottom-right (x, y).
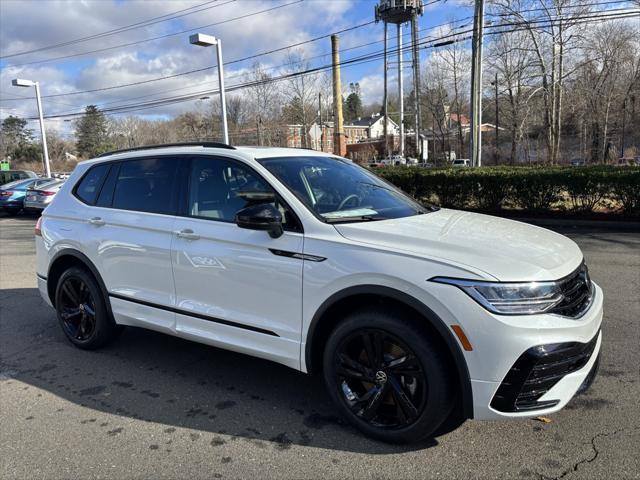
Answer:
top-left (548, 262), bottom-right (594, 318)
top-left (491, 331), bottom-right (600, 412)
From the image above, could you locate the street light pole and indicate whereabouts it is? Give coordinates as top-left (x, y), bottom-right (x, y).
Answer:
top-left (12, 78), bottom-right (50, 177)
top-left (189, 33), bottom-right (229, 144)
top-left (215, 39), bottom-right (229, 145)
top-left (34, 82), bottom-right (51, 178)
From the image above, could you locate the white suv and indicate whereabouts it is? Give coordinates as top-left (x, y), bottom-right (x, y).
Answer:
top-left (36, 143), bottom-right (602, 443)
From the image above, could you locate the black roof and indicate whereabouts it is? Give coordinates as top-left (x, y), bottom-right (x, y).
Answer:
top-left (98, 142), bottom-right (235, 157)
top-left (347, 116), bottom-right (383, 128)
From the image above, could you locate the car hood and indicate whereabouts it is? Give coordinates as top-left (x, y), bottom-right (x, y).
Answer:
top-left (333, 209), bottom-right (583, 281)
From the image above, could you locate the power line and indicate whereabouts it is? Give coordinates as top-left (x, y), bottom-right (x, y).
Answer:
top-left (0, 0), bottom-right (228, 59)
top-left (2, 1), bottom-right (629, 104)
top-left (2, 20), bottom-right (376, 100)
top-left (3, 0), bottom-right (304, 68)
top-left (3, 1), bottom-right (629, 112)
top-left (25, 8), bottom-right (638, 121)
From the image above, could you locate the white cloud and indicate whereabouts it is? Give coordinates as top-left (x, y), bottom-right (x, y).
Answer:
top-left (0, 0), bottom-right (382, 128)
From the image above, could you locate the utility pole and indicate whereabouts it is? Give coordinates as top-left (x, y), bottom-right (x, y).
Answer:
top-left (398, 23), bottom-right (405, 158)
top-left (412, 15), bottom-right (422, 160)
top-left (318, 92), bottom-right (323, 152)
top-left (469, 0), bottom-right (485, 167)
top-left (620, 97), bottom-right (627, 159)
top-left (494, 72), bottom-right (499, 163)
top-left (331, 34), bottom-right (346, 157)
top-left (383, 22), bottom-right (389, 159)
top-left (257, 116), bottom-right (262, 146)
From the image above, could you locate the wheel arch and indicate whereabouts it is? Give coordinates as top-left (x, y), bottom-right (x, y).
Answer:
top-left (305, 285), bottom-right (474, 419)
top-left (47, 249), bottom-right (113, 319)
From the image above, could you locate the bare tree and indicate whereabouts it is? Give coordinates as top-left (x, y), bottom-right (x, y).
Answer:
top-left (487, 29), bottom-right (537, 163)
top-left (283, 49), bottom-right (318, 149)
top-left (436, 34), bottom-right (472, 157)
top-left (245, 62), bottom-right (282, 145)
top-left (491, 0), bottom-right (590, 163)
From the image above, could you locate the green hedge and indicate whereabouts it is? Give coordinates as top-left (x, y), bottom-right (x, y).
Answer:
top-left (375, 166), bottom-right (640, 216)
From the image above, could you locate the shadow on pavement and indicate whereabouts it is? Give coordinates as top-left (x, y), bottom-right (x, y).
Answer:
top-left (0, 287), bottom-right (462, 454)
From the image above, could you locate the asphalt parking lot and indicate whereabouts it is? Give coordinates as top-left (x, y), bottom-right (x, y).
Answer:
top-left (1, 214), bottom-right (638, 480)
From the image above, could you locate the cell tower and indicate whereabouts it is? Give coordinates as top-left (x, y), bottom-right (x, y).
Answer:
top-left (375, 0), bottom-right (424, 159)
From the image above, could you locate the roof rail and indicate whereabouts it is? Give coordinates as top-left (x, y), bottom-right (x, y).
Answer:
top-left (98, 142), bottom-right (236, 157)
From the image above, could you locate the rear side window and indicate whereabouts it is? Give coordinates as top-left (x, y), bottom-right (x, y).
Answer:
top-left (75, 164), bottom-right (110, 204)
top-left (112, 157), bottom-right (178, 214)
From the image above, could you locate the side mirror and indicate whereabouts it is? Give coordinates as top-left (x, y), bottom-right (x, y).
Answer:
top-left (235, 203), bottom-right (283, 239)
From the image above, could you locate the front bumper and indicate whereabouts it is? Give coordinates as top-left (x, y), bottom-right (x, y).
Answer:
top-left (467, 283), bottom-right (603, 420)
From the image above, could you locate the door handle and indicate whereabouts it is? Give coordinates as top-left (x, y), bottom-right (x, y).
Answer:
top-left (175, 229), bottom-right (200, 240)
top-left (88, 217), bottom-right (105, 226)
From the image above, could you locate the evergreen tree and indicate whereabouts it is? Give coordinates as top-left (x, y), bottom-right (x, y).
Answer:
top-left (75, 105), bottom-right (110, 157)
top-left (0, 115), bottom-right (38, 162)
top-left (344, 83), bottom-right (363, 123)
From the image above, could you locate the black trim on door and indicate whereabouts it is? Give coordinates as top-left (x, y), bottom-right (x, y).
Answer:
top-left (108, 292), bottom-right (280, 337)
top-left (269, 249), bottom-right (326, 262)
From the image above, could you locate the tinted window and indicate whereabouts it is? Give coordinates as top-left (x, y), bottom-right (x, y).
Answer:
top-left (75, 164), bottom-right (110, 204)
top-left (96, 163), bottom-right (120, 208)
top-left (258, 156), bottom-right (429, 223)
top-left (112, 157), bottom-right (178, 214)
top-left (188, 157), bottom-right (300, 231)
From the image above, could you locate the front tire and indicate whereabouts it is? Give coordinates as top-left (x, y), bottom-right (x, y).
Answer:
top-left (322, 307), bottom-right (455, 443)
top-left (55, 267), bottom-right (119, 350)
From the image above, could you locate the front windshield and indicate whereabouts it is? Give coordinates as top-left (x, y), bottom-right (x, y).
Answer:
top-left (258, 156), bottom-right (432, 223)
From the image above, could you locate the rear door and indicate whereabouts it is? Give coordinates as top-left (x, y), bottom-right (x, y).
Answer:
top-left (77, 156), bottom-right (182, 334)
top-left (171, 156), bottom-right (304, 368)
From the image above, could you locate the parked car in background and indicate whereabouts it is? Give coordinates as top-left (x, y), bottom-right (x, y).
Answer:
top-left (380, 155), bottom-right (406, 166)
top-left (0, 178), bottom-right (54, 215)
top-left (452, 159), bottom-right (471, 167)
top-left (571, 159), bottom-right (587, 167)
top-left (0, 170), bottom-right (38, 186)
top-left (23, 179), bottom-right (65, 214)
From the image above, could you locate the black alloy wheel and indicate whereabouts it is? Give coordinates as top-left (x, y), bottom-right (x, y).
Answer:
top-left (334, 329), bottom-right (427, 428)
top-left (55, 267), bottom-right (121, 349)
top-left (323, 308), bottom-right (454, 443)
top-left (58, 275), bottom-right (97, 342)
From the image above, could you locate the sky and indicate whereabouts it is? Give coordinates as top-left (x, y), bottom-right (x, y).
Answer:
top-left (0, 0), bottom-right (477, 136)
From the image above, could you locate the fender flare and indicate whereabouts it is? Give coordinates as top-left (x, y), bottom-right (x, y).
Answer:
top-left (305, 285), bottom-right (474, 419)
top-left (47, 248), bottom-right (114, 320)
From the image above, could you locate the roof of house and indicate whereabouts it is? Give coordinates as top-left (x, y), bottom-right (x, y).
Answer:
top-left (450, 113), bottom-right (470, 126)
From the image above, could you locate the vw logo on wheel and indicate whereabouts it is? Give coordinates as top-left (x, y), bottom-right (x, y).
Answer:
top-left (375, 370), bottom-right (388, 384)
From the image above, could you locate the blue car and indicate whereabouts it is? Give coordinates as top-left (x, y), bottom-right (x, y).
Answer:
top-left (0, 178), bottom-right (53, 215)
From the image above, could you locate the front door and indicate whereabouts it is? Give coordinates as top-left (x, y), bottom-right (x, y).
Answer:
top-left (171, 156), bottom-right (304, 369)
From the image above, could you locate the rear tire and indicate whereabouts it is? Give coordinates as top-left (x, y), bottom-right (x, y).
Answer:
top-left (55, 267), bottom-right (119, 350)
top-left (322, 307), bottom-right (455, 443)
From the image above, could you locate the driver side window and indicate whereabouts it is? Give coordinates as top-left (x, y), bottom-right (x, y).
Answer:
top-left (187, 157), bottom-right (301, 232)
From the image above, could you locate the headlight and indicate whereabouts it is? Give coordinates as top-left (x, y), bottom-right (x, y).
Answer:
top-left (430, 277), bottom-right (564, 315)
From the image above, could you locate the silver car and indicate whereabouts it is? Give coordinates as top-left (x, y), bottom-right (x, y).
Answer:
top-left (24, 179), bottom-right (65, 213)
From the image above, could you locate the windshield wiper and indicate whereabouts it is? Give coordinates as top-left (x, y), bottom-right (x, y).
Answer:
top-left (324, 215), bottom-right (387, 224)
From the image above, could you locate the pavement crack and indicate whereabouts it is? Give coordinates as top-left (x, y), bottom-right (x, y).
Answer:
top-left (538, 428), bottom-right (636, 480)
